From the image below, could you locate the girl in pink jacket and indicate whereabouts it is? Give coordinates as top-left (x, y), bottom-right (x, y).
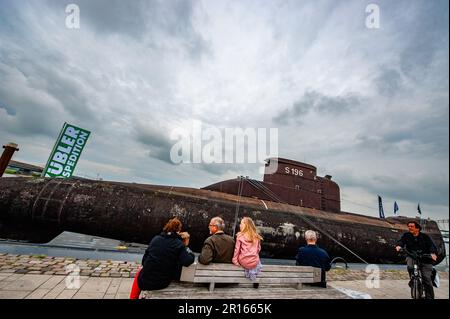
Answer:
top-left (232, 217), bottom-right (263, 280)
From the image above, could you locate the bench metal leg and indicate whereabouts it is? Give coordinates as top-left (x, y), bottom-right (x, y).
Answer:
top-left (296, 283), bottom-right (303, 290)
top-left (209, 282), bottom-right (215, 292)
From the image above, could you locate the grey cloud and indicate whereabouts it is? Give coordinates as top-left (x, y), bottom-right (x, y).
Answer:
top-left (46, 0), bottom-right (210, 59)
top-left (273, 91), bottom-right (361, 125)
top-left (398, 1), bottom-right (448, 80)
top-left (194, 163), bottom-right (236, 177)
top-left (0, 52), bottom-right (100, 136)
top-left (135, 121), bottom-right (266, 176)
top-left (336, 168), bottom-right (449, 207)
top-left (193, 162), bottom-right (258, 178)
top-left (375, 68), bottom-right (403, 97)
top-left (135, 123), bottom-right (175, 164)
top-left (0, 64), bottom-right (62, 137)
top-left (355, 97), bottom-right (449, 157)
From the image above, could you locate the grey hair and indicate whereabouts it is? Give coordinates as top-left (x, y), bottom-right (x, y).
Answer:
top-left (210, 217), bottom-right (225, 231)
top-left (304, 230), bottom-right (317, 241)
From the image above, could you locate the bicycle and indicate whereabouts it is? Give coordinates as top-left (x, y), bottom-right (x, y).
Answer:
top-left (399, 248), bottom-right (433, 299)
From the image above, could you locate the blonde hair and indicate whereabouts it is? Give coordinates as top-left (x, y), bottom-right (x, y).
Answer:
top-left (238, 217), bottom-right (263, 242)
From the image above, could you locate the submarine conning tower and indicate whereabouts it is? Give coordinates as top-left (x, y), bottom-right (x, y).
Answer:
top-left (203, 157), bottom-right (341, 213)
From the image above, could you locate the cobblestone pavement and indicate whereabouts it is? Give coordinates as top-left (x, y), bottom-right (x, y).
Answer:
top-left (1, 253), bottom-right (448, 299)
top-left (328, 279), bottom-right (449, 299)
top-left (0, 253), bottom-right (141, 278)
top-left (328, 268), bottom-right (449, 281)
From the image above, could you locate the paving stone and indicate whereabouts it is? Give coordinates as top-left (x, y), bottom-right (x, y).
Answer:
top-left (41, 276), bottom-right (65, 289)
top-left (0, 269), bottom-right (16, 274)
top-left (25, 288), bottom-right (51, 299)
top-left (0, 290), bottom-right (30, 299)
top-left (78, 277), bottom-right (112, 294)
top-left (72, 292), bottom-right (105, 299)
top-left (53, 272), bottom-right (66, 276)
top-left (43, 280), bottom-right (70, 299)
top-left (56, 289), bottom-right (78, 299)
top-left (1, 274), bottom-right (52, 291)
top-left (105, 278), bottom-right (122, 295)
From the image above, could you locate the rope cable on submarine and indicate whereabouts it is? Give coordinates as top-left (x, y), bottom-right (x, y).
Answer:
top-left (238, 177), bottom-right (369, 264)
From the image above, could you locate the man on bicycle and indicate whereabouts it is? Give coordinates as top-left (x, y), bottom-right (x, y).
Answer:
top-left (395, 221), bottom-right (438, 299)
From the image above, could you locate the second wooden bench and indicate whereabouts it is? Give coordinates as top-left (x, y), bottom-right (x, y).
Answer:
top-left (180, 262), bottom-right (322, 292)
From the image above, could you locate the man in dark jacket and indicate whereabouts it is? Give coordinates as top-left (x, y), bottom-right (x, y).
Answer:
top-left (138, 218), bottom-right (195, 291)
top-left (295, 230), bottom-right (331, 288)
top-left (198, 216), bottom-right (235, 264)
top-left (395, 220), bottom-right (438, 299)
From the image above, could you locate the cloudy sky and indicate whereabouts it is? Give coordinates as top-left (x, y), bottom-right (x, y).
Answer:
top-left (0, 0), bottom-right (448, 220)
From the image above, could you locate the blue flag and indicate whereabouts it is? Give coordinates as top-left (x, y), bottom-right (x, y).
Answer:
top-left (417, 203), bottom-right (422, 215)
top-left (378, 195), bottom-right (385, 219)
top-left (394, 201), bottom-right (399, 215)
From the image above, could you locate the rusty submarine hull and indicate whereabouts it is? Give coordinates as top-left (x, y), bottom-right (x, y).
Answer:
top-left (0, 158), bottom-right (446, 264)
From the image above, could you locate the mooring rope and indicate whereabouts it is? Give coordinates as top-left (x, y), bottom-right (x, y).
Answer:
top-left (231, 176), bottom-right (244, 238)
top-left (242, 177), bottom-right (369, 264)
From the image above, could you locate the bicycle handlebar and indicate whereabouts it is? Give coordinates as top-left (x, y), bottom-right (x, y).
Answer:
top-left (398, 247), bottom-right (433, 260)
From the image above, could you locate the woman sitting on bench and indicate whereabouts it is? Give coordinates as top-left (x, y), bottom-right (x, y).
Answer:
top-left (129, 217), bottom-right (195, 299)
top-left (232, 217), bottom-right (263, 287)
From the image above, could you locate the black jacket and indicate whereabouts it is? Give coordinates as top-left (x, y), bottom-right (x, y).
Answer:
top-left (396, 232), bottom-right (438, 264)
top-left (138, 232), bottom-right (195, 290)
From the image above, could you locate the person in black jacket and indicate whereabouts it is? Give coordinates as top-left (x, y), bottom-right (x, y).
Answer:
top-left (130, 217), bottom-right (195, 298)
top-left (395, 220), bottom-right (438, 299)
top-left (295, 230), bottom-right (331, 288)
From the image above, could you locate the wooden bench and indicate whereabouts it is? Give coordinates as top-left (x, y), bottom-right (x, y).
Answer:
top-left (180, 262), bottom-right (322, 292)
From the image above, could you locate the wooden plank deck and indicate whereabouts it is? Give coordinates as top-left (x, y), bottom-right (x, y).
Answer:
top-left (142, 282), bottom-right (350, 299)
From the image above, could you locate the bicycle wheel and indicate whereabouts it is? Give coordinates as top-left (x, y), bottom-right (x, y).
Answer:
top-left (411, 278), bottom-right (423, 299)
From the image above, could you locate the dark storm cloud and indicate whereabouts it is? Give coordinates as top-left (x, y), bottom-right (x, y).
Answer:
top-left (273, 91), bottom-right (361, 125)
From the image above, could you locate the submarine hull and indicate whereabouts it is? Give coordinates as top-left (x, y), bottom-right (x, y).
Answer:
top-left (0, 177), bottom-right (446, 264)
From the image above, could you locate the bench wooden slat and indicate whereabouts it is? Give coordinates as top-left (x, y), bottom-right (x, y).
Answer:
top-left (180, 262), bottom-right (322, 291)
top-left (192, 277), bottom-right (319, 284)
top-left (195, 270), bottom-right (315, 278)
top-left (195, 263), bottom-right (316, 272)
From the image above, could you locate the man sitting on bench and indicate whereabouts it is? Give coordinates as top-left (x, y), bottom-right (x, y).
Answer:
top-left (295, 230), bottom-right (331, 288)
top-left (198, 216), bottom-right (235, 264)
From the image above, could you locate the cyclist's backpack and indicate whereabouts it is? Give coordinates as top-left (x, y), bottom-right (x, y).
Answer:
top-left (431, 267), bottom-right (440, 288)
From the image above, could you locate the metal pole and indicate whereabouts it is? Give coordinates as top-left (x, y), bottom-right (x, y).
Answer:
top-left (0, 142), bottom-right (19, 177)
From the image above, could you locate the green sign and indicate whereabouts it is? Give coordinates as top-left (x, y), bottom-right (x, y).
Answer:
top-left (42, 122), bottom-right (91, 178)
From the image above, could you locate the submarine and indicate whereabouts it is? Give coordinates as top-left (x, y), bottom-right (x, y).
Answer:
top-left (0, 157), bottom-right (446, 264)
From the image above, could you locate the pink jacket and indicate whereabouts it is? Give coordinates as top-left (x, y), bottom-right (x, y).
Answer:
top-left (232, 234), bottom-right (261, 269)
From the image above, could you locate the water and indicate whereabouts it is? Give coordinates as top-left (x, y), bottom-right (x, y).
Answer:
top-left (0, 241), bottom-right (144, 263)
top-left (1, 231), bottom-right (447, 272)
top-left (0, 241), bottom-right (420, 271)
